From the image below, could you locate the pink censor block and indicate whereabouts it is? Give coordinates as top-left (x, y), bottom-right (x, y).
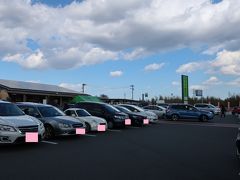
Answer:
top-left (97, 124), bottom-right (106, 132)
top-left (125, 119), bottom-right (131, 125)
top-left (25, 132), bottom-right (38, 143)
top-left (143, 119), bottom-right (149, 125)
top-left (76, 128), bottom-right (86, 135)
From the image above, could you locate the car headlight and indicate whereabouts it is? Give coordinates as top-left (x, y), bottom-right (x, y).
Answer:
top-left (114, 115), bottom-right (123, 119)
top-left (59, 123), bottom-right (71, 129)
top-left (39, 122), bottom-right (44, 129)
top-left (0, 124), bottom-right (16, 132)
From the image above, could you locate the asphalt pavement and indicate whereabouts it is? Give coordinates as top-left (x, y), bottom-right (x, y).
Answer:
top-left (0, 115), bottom-right (239, 180)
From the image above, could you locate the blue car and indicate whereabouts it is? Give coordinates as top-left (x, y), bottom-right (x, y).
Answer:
top-left (166, 104), bottom-right (214, 122)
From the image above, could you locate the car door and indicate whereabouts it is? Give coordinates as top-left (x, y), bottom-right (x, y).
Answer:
top-left (178, 105), bottom-right (192, 119)
top-left (187, 105), bottom-right (200, 119)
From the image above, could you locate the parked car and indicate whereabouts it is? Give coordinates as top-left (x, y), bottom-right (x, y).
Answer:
top-left (236, 128), bottom-right (240, 159)
top-left (232, 107), bottom-right (240, 115)
top-left (194, 103), bottom-right (220, 115)
top-left (64, 108), bottom-right (107, 132)
top-left (73, 102), bottom-right (129, 129)
top-left (166, 104), bottom-right (214, 121)
top-left (16, 102), bottom-right (85, 139)
top-left (118, 104), bottom-right (158, 123)
top-left (157, 103), bottom-right (169, 109)
top-left (142, 105), bottom-right (166, 119)
top-left (114, 105), bottom-right (147, 126)
top-left (0, 100), bottom-right (45, 144)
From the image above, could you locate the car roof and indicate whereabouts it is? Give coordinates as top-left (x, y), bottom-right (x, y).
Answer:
top-left (65, 108), bottom-right (86, 111)
top-left (16, 102), bottom-right (52, 107)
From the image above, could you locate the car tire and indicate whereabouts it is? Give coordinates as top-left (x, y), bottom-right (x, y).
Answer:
top-left (85, 123), bottom-right (91, 133)
top-left (200, 115), bottom-right (208, 122)
top-left (44, 125), bottom-right (55, 139)
top-left (108, 121), bottom-right (114, 129)
top-left (171, 114), bottom-right (179, 121)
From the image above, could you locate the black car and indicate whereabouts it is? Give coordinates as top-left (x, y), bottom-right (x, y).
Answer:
top-left (114, 105), bottom-right (146, 126)
top-left (16, 102), bottom-right (85, 139)
top-left (74, 102), bottom-right (129, 129)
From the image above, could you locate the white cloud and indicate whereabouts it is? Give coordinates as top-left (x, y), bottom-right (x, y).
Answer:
top-left (176, 62), bottom-right (206, 74)
top-left (0, 0), bottom-right (240, 69)
top-left (110, 70), bottom-right (123, 77)
top-left (3, 50), bottom-right (47, 69)
top-left (211, 50), bottom-right (240, 75)
top-left (144, 63), bottom-right (164, 72)
top-left (203, 76), bottom-right (222, 85)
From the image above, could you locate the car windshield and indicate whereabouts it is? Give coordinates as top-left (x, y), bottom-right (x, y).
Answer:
top-left (105, 104), bottom-right (120, 113)
top-left (208, 104), bottom-right (216, 108)
top-left (0, 103), bottom-right (25, 116)
top-left (115, 106), bottom-right (131, 113)
top-left (38, 106), bottom-right (65, 117)
top-left (132, 105), bottom-right (144, 112)
top-left (76, 109), bottom-right (91, 117)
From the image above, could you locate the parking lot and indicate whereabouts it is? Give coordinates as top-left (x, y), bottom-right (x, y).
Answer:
top-left (0, 115), bottom-right (240, 180)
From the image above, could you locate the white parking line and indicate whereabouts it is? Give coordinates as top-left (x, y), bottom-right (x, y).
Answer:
top-left (83, 134), bottom-right (97, 137)
top-left (41, 140), bottom-right (58, 145)
top-left (107, 129), bottom-right (122, 132)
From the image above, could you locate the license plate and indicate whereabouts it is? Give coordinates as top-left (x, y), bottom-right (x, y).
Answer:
top-left (76, 128), bottom-right (86, 135)
top-left (97, 125), bottom-right (106, 131)
top-left (25, 132), bottom-right (38, 143)
top-left (143, 119), bottom-right (149, 124)
top-left (125, 119), bottom-right (131, 125)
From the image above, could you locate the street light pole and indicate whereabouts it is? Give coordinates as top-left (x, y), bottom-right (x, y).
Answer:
top-left (130, 85), bottom-right (134, 100)
top-left (82, 83), bottom-right (86, 94)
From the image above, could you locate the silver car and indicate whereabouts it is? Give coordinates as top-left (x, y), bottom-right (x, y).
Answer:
top-left (0, 100), bottom-right (45, 144)
top-left (143, 105), bottom-right (166, 119)
top-left (64, 108), bottom-right (107, 132)
top-left (119, 104), bottom-right (158, 123)
top-left (194, 103), bottom-right (220, 115)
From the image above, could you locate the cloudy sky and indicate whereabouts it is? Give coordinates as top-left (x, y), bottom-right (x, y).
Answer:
top-left (1, 0), bottom-right (240, 99)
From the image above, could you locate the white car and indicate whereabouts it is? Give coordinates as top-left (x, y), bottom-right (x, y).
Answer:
top-left (119, 104), bottom-right (158, 123)
top-left (64, 108), bottom-right (107, 132)
top-left (0, 100), bottom-right (45, 144)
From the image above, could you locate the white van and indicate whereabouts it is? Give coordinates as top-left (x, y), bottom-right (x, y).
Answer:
top-left (0, 100), bottom-right (45, 144)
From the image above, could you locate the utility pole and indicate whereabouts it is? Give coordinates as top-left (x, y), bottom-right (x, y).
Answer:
top-left (82, 83), bottom-right (86, 94)
top-left (130, 85), bottom-right (134, 100)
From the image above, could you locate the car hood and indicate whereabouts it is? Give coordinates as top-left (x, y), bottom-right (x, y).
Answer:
top-left (0, 115), bottom-right (40, 127)
top-left (43, 116), bottom-right (81, 125)
top-left (79, 116), bottom-right (107, 123)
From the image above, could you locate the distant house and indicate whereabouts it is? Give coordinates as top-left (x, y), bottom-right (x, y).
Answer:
top-left (0, 79), bottom-right (84, 107)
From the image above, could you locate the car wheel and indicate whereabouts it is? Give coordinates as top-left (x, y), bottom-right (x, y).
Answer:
top-left (85, 123), bottom-right (91, 133)
top-left (171, 114), bottom-right (179, 121)
top-left (108, 121), bottom-right (114, 129)
top-left (200, 115), bottom-right (208, 122)
top-left (44, 125), bottom-right (55, 139)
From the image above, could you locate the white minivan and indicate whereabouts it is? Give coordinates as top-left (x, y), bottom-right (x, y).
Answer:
top-left (0, 100), bottom-right (45, 144)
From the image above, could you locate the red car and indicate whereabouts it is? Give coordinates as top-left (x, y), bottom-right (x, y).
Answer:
top-left (232, 107), bottom-right (240, 115)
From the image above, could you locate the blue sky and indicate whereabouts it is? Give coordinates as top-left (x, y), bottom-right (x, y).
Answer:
top-left (1, 0), bottom-right (240, 100)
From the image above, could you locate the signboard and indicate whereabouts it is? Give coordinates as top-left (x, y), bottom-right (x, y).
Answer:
top-left (181, 75), bottom-right (189, 103)
top-left (195, 89), bottom-right (203, 97)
